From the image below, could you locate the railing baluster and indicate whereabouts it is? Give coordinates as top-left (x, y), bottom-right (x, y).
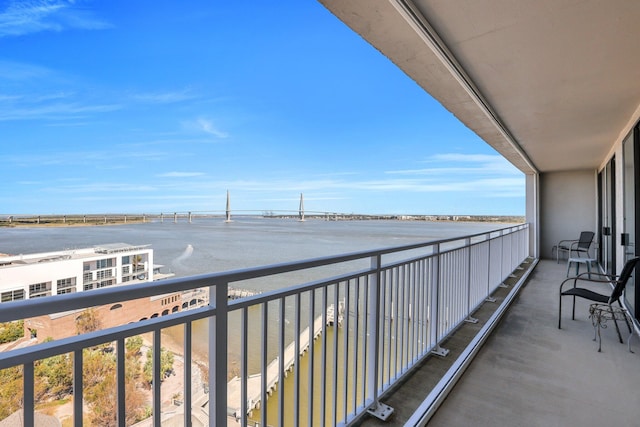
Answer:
top-left (353, 278), bottom-right (361, 415)
top-left (73, 349), bottom-right (83, 427)
top-left (294, 293), bottom-right (301, 427)
top-left (209, 282), bottom-right (228, 427)
top-left (382, 269), bottom-right (390, 387)
top-left (24, 361), bottom-right (34, 427)
top-left (393, 266), bottom-right (400, 380)
top-left (153, 329), bottom-right (161, 427)
top-left (320, 286), bottom-right (328, 427)
top-left (117, 338), bottom-right (125, 427)
top-left (278, 297), bottom-right (285, 427)
top-left (342, 279), bottom-right (350, 421)
top-left (361, 275), bottom-right (369, 410)
top-left (332, 282), bottom-right (339, 426)
top-left (184, 322), bottom-right (192, 427)
top-left (307, 290), bottom-right (315, 427)
top-left (241, 306), bottom-right (248, 426)
top-left (261, 302), bottom-right (268, 427)
top-left (400, 264), bottom-right (407, 373)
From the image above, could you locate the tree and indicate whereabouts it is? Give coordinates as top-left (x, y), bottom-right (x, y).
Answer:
top-left (83, 339), bottom-right (149, 426)
top-left (0, 366), bottom-right (22, 420)
top-left (35, 352), bottom-right (73, 401)
top-left (143, 347), bottom-right (174, 386)
top-left (75, 308), bottom-right (101, 335)
top-left (0, 320), bottom-right (24, 344)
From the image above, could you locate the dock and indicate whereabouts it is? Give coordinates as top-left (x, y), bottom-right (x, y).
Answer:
top-left (226, 305), bottom-right (342, 420)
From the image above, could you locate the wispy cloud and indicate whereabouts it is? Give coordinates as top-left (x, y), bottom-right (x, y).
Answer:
top-left (386, 153), bottom-right (520, 176)
top-left (182, 117), bottom-right (229, 138)
top-left (158, 172), bottom-right (206, 178)
top-left (0, 101), bottom-right (122, 121)
top-left (132, 89), bottom-right (198, 104)
top-left (0, 0), bottom-right (111, 38)
top-left (0, 60), bottom-right (51, 80)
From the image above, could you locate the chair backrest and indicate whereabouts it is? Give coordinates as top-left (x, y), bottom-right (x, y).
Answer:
top-left (609, 256), bottom-right (640, 303)
top-left (577, 231), bottom-right (595, 250)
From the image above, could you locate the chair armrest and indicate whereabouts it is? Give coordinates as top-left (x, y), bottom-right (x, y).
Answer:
top-left (557, 239), bottom-right (578, 247)
top-left (560, 271), bottom-right (614, 293)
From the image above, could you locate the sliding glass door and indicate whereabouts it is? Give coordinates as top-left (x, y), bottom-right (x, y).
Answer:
top-left (599, 157), bottom-right (615, 276)
top-left (622, 126), bottom-right (639, 319)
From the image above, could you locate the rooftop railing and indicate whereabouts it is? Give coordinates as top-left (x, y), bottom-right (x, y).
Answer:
top-left (0, 223), bottom-right (529, 427)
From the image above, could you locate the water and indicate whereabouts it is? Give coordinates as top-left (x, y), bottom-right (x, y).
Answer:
top-left (0, 217), bottom-right (501, 278)
top-left (0, 217), bottom-right (502, 364)
top-left (0, 217), bottom-right (505, 424)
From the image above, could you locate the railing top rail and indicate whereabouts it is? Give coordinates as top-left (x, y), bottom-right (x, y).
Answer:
top-left (0, 223), bottom-right (527, 323)
top-left (0, 306), bottom-right (215, 369)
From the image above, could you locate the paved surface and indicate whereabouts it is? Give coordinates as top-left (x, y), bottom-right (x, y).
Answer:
top-left (358, 259), bottom-right (640, 426)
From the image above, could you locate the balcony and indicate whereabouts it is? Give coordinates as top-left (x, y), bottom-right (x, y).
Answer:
top-left (358, 258), bottom-right (640, 426)
top-left (3, 223), bottom-right (636, 426)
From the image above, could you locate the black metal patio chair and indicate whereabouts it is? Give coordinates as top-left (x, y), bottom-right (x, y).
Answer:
top-left (558, 256), bottom-right (639, 343)
top-left (553, 231), bottom-right (594, 263)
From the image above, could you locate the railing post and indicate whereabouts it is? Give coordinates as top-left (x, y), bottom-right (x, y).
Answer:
top-left (209, 282), bottom-right (228, 427)
top-left (430, 243), bottom-right (449, 357)
top-left (465, 238), bottom-right (479, 324)
top-left (366, 254), bottom-right (394, 421)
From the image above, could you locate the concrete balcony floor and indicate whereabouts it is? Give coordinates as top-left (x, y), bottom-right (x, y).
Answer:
top-left (358, 259), bottom-right (640, 426)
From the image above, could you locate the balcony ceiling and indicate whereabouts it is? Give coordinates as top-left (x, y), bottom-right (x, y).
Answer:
top-left (319, 0), bottom-right (640, 174)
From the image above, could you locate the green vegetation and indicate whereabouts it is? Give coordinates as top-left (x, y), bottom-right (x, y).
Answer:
top-left (0, 334), bottom-right (171, 426)
top-left (0, 366), bottom-right (22, 420)
top-left (143, 346), bottom-right (175, 385)
top-left (75, 308), bottom-right (102, 335)
top-left (0, 320), bottom-right (24, 344)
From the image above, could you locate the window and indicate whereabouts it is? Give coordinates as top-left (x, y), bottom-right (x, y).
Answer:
top-left (29, 282), bottom-right (51, 298)
top-left (83, 272), bottom-right (93, 284)
top-left (96, 269), bottom-right (113, 280)
top-left (122, 256), bottom-right (130, 264)
top-left (96, 258), bottom-right (114, 269)
top-left (57, 277), bottom-right (76, 294)
top-left (1, 289), bottom-right (24, 303)
top-left (96, 280), bottom-right (114, 288)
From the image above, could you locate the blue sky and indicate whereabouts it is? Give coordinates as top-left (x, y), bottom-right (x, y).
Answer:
top-left (0, 0), bottom-right (525, 216)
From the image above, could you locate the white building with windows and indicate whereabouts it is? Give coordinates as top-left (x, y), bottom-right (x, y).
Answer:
top-left (0, 243), bottom-right (153, 304)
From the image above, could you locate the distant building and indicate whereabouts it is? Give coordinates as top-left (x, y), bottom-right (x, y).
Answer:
top-left (0, 243), bottom-right (184, 341)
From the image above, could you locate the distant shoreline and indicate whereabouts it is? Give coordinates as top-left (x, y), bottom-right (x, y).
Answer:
top-left (0, 214), bottom-right (525, 228)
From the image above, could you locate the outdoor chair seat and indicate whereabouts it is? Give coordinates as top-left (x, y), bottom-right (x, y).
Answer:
top-left (552, 231), bottom-right (594, 263)
top-left (559, 256), bottom-right (640, 344)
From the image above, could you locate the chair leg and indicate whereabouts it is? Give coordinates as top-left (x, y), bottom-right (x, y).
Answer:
top-left (558, 295), bottom-right (563, 329)
top-left (617, 301), bottom-right (633, 334)
top-left (609, 303), bottom-right (624, 344)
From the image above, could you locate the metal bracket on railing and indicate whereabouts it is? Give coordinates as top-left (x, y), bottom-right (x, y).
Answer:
top-left (465, 316), bottom-right (479, 324)
top-left (431, 345), bottom-right (450, 357)
top-left (485, 296), bottom-right (497, 303)
top-left (499, 282), bottom-right (509, 288)
top-left (367, 401), bottom-right (394, 421)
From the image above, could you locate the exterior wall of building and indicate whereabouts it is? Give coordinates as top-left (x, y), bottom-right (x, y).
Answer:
top-left (0, 246), bottom-right (153, 303)
top-left (539, 170), bottom-right (597, 260)
top-left (24, 293), bottom-right (182, 341)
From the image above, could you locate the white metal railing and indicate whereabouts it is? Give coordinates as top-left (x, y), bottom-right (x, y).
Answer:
top-left (0, 223), bottom-right (529, 427)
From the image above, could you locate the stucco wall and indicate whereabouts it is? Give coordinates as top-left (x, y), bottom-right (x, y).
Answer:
top-left (539, 170), bottom-right (597, 260)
